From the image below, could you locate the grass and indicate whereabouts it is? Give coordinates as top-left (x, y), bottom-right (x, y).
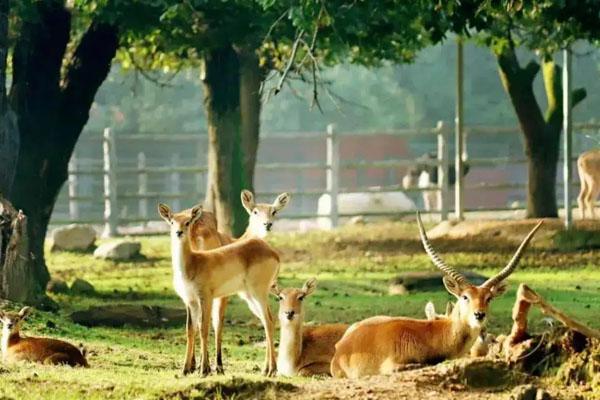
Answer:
top-left (1, 221), bottom-right (599, 399)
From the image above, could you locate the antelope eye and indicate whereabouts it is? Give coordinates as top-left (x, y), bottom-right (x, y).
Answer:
top-left (298, 295), bottom-right (305, 301)
top-left (462, 295), bottom-right (469, 301)
top-left (277, 296), bottom-right (283, 301)
top-left (253, 210), bottom-right (258, 215)
top-left (272, 210), bottom-right (277, 216)
top-left (185, 221), bottom-right (190, 227)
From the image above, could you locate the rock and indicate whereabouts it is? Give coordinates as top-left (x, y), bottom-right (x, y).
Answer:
top-left (437, 359), bottom-right (523, 390)
top-left (508, 385), bottom-right (541, 400)
top-left (70, 278), bottom-right (95, 295)
top-left (50, 224), bottom-right (96, 252)
top-left (389, 271), bottom-right (488, 294)
top-left (93, 240), bottom-right (141, 261)
top-left (46, 279), bottom-right (69, 294)
top-left (70, 304), bottom-right (186, 328)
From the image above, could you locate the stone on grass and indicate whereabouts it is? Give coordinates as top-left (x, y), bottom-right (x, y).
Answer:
top-left (70, 278), bottom-right (95, 295)
top-left (93, 240), bottom-right (141, 261)
top-left (46, 279), bottom-right (69, 294)
top-left (50, 224), bottom-right (96, 252)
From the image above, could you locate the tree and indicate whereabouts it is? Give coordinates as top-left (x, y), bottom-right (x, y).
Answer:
top-left (442, 0), bottom-right (600, 217)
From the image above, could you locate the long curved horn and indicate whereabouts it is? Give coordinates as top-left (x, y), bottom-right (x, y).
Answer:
top-left (482, 220), bottom-right (543, 288)
top-left (416, 212), bottom-right (467, 284)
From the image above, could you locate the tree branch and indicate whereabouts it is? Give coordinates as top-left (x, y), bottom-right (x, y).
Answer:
top-left (573, 87), bottom-right (587, 107)
top-left (274, 29), bottom-right (304, 95)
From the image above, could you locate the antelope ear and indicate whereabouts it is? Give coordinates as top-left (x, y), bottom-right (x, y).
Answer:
top-left (270, 283), bottom-right (281, 297)
top-left (442, 276), bottom-right (465, 298)
top-left (302, 277), bottom-right (317, 296)
top-left (424, 301), bottom-right (436, 320)
top-left (489, 281), bottom-right (508, 298)
top-left (273, 192), bottom-right (291, 212)
top-left (241, 190), bottom-right (255, 213)
top-left (158, 203), bottom-right (172, 222)
top-left (445, 301), bottom-right (454, 316)
top-left (18, 307), bottom-right (32, 319)
top-left (190, 204), bottom-right (203, 223)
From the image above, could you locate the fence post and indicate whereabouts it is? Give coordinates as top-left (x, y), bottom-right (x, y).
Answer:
top-left (563, 48), bottom-right (573, 229)
top-left (454, 37), bottom-right (465, 220)
top-left (68, 152), bottom-right (79, 221)
top-left (137, 152), bottom-right (148, 224)
top-left (326, 123), bottom-right (339, 228)
top-left (436, 121), bottom-right (449, 221)
top-left (102, 128), bottom-right (118, 238)
top-left (171, 154), bottom-right (181, 211)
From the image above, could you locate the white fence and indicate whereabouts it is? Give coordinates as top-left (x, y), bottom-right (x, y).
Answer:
top-left (53, 122), bottom-right (600, 235)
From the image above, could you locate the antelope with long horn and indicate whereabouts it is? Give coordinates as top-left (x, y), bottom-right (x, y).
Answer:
top-left (330, 213), bottom-right (543, 378)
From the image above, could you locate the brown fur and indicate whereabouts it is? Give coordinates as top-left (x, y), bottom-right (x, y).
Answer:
top-left (159, 203), bottom-right (280, 376)
top-left (272, 280), bottom-right (348, 377)
top-left (577, 149), bottom-right (600, 219)
top-left (1, 308), bottom-right (88, 367)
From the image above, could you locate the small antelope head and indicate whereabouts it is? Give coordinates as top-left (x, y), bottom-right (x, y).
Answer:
top-left (271, 278), bottom-right (317, 325)
top-left (417, 213), bottom-right (542, 330)
top-left (0, 307), bottom-right (32, 336)
top-left (424, 301), bottom-right (454, 320)
top-left (241, 190), bottom-right (291, 238)
top-left (158, 203), bottom-right (203, 242)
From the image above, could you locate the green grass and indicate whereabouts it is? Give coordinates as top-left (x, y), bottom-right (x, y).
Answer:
top-left (1, 221), bottom-right (599, 399)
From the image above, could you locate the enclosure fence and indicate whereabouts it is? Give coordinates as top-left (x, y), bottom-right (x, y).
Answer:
top-left (54, 122), bottom-right (600, 235)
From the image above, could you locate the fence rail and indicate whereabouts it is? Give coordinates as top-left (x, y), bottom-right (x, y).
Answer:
top-left (56, 121), bottom-right (600, 234)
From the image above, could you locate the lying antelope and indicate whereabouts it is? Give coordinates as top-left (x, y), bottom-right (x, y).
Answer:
top-left (330, 213), bottom-right (542, 378)
top-left (0, 307), bottom-right (88, 367)
top-left (271, 278), bottom-right (348, 376)
top-left (424, 301), bottom-right (493, 357)
top-left (577, 149), bottom-right (600, 219)
top-left (186, 190), bottom-right (290, 374)
top-left (159, 203), bottom-right (280, 376)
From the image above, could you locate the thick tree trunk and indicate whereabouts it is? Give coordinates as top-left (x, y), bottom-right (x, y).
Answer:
top-left (0, 0), bottom-right (18, 196)
top-left (496, 49), bottom-right (586, 218)
top-left (0, 197), bottom-right (38, 304)
top-left (238, 48), bottom-right (264, 193)
top-left (202, 45), bottom-right (247, 237)
top-left (4, 1), bottom-right (118, 302)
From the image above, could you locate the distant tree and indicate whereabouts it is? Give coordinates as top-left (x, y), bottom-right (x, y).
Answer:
top-left (443, 0), bottom-right (600, 217)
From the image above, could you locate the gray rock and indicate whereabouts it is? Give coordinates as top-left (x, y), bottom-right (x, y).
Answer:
top-left (93, 240), bottom-right (141, 261)
top-left (50, 224), bottom-right (96, 252)
top-left (46, 279), bottom-right (69, 294)
top-left (70, 278), bottom-right (95, 295)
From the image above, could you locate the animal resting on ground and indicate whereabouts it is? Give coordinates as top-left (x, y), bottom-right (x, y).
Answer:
top-left (271, 278), bottom-right (349, 376)
top-left (158, 202), bottom-right (281, 376)
top-left (577, 149), bottom-right (600, 219)
top-left (330, 213), bottom-right (543, 378)
top-left (182, 190), bottom-right (290, 374)
top-left (0, 307), bottom-right (88, 367)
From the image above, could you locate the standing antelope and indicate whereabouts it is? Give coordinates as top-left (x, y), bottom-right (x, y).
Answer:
top-left (271, 278), bottom-right (348, 377)
top-left (158, 203), bottom-right (280, 376)
top-left (577, 149), bottom-right (600, 219)
top-left (185, 190), bottom-right (290, 374)
top-left (0, 307), bottom-right (88, 367)
top-left (330, 213), bottom-right (542, 378)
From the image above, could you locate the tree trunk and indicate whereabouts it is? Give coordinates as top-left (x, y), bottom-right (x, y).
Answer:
top-left (0, 0), bottom-right (18, 196)
top-left (4, 1), bottom-right (118, 302)
top-left (238, 48), bottom-right (264, 193)
top-left (496, 49), bottom-right (586, 218)
top-left (202, 45), bottom-right (247, 237)
top-left (0, 196), bottom-right (39, 304)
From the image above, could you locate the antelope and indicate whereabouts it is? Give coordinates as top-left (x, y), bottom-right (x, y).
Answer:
top-left (0, 307), bottom-right (88, 367)
top-left (330, 213), bottom-right (542, 378)
top-left (184, 190), bottom-right (290, 374)
top-left (158, 203), bottom-right (280, 376)
top-left (424, 301), bottom-right (453, 320)
top-left (271, 278), bottom-right (349, 377)
top-left (577, 149), bottom-right (600, 219)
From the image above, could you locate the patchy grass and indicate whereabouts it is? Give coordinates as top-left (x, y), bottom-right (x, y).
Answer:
top-left (1, 220), bottom-right (599, 399)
